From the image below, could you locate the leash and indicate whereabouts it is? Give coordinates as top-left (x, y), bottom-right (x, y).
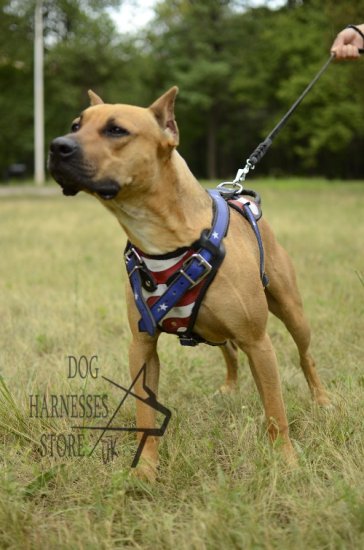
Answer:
top-left (218, 49), bottom-right (364, 194)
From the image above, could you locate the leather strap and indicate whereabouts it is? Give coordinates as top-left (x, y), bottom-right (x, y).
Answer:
top-left (125, 247), bottom-right (158, 336)
top-left (241, 202), bottom-right (269, 287)
top-left (124, 190), bottom-right (229, 337)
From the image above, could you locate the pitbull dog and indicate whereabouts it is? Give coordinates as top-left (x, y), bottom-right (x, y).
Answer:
top-left (49, 87), bottom-right (330, 481)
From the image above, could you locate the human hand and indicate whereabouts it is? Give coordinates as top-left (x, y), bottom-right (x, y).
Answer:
top-left (331, 25), bottom-right (364, 60)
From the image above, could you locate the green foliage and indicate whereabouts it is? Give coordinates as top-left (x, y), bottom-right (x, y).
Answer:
top-left (1, 0), bottom-right (364, 179)
top-left (0, 0), bottom-right (125, 176)
top-left (256, 0), bottom-right (364, 176)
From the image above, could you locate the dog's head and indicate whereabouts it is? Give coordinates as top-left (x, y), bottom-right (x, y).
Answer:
top-left (48, 87), bottom-right (179, 200)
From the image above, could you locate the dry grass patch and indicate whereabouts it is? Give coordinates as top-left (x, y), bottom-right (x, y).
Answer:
top-left (0, 179), bottom-right (363, 549)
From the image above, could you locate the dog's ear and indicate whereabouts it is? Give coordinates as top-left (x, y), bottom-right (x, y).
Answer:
top-left (88, 90), bottom-right (104, 106)
top-left (149, 86), bottom-right (179, 147)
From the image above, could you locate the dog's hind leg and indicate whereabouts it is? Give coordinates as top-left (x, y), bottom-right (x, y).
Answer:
top-left (238, 332), bottom-right (297, 464)
top-left (219, 340), bottom-right (239, 393)
top-left (265, 245), bottom-right (330, 406)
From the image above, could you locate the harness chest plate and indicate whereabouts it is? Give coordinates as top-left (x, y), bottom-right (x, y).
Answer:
top-left (124, 189), bottom-right (267, 346)
top-left (128, 247), bottom-right (209, 335)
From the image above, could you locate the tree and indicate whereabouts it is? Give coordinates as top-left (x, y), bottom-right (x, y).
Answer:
top-left (0, 0), bottom-right (124, 178)
top-left (251, 0), bottom-right (364, 177)
top-left (0, 1), bottom-right (34, 174)
top-left (2, 0), bottom-right (364, 181)
top-left (145, 0), bottom-right (239, 179)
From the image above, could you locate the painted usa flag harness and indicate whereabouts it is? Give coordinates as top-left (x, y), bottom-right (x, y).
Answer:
top-left (124, 188), bottom-right (268, 346)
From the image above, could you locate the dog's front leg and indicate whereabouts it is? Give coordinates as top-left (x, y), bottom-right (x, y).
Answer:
top-left (129, 334), bottom-right (161, 482)
top-left (126, 286), bottom-right (161, 482)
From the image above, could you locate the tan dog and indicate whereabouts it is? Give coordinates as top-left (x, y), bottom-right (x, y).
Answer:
top-left (49, 87), bottom-right (330, 481)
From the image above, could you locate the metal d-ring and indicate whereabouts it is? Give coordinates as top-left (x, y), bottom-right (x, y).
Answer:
top-left (217, 181), bottom-right (243, 197)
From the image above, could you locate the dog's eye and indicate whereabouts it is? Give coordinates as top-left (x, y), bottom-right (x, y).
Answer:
top-left (71, 122), bottom-right (80, 132)
top-left (105, 125), bottom-right (130, 138)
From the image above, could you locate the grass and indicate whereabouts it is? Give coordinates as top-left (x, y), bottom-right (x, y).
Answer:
top-left (0, 178), bottom-right (363, 549)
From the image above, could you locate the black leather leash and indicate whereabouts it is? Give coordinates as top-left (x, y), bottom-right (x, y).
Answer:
top-left (227, 48), bottom-right (364, 186)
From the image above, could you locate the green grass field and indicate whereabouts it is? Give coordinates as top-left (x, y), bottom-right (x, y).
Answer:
top-left (0, 179), bottom-right (363, 549)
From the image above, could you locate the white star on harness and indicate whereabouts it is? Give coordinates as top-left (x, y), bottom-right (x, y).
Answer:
top-left (134, 293), bottom-right (139, 301)
top-left (158, 303), bottom-right (168, 312)
top-left (212, 231), bottom-right (219, 240)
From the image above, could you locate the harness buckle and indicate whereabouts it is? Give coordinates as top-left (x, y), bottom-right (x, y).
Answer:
top-left (125, 246), bottom-right (142, 264)
top-left (179, 253), bottom-right (212, 287)
top-left (125, 246), bottom-right (158, 291)
top-left (125, 247), bottom-right (145, 278)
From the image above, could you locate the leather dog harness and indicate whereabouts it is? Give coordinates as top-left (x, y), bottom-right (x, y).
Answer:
top-left (124, 188), bottom-right (268, 346)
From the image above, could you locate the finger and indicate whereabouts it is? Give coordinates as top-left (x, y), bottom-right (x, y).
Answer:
top-left (343, 44), bottom-right (361, 58)
top-left (331, 44), bottom-right (361, 60)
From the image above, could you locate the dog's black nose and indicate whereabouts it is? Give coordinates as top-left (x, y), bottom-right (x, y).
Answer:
top-left (50, 137), bottom-right (78, 159)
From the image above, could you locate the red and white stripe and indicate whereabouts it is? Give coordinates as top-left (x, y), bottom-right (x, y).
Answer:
top-left (228, 196), bottom-right (260, 218)
top-left (139, 249), bottom-right (205, 334)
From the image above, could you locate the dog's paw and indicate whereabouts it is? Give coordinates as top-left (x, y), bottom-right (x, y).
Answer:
top-left (314, 393), bottom-right (333, 408)
top-left (281, 443), bottom-right (299, 469)
top-left (313, 390), bottom-right (334, 410)
top-left (218, 382), bottom-right (237, 395)
top-left (131, 459), bottom-right (158, 483)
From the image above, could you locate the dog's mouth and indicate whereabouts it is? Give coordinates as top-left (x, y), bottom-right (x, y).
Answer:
top-left (48, 137), bottom-right (120, 200)
top-left (50, 167), bottom-right (120, 200)
top-left (87, 179), bottom-right (121, 200)
top-left (56, 175), bottom-right (80, 197)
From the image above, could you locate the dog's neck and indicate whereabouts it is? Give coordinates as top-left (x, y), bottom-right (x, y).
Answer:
top-left (103, 151), bottom-right (212, 255)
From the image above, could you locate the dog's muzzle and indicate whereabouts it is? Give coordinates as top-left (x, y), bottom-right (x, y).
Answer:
top-left (48, 136), bottom-right (120, 200)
